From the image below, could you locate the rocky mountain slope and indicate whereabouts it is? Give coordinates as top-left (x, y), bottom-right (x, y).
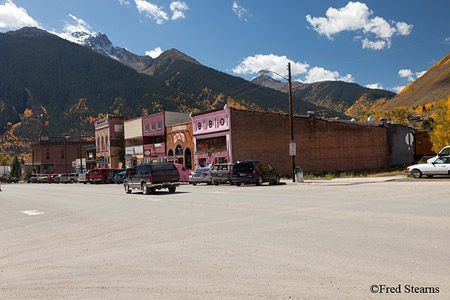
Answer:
top-left (380, 51), bottom-right (450, 110)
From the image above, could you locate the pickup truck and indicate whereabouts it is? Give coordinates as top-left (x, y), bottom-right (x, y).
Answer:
top-left (124, 162), bottom-right (180, 194)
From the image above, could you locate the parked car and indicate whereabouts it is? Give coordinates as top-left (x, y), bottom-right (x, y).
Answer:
top-left (37, 174), bottom-right (49, 183)
top-left (87, 168), bottom-right (117, 184)
top-left (427, 145), bottom-right (450, 164)
top-left (211, 163), bottom-right (234, 185)
top-left (190, 167), bottom-right (213, 185)
top-left (0, 176), bottom-right (18, 183)
top-left (28, 174), bottom-right (41, 183)
top-left (124, 162), bottom-right (180, 194)
top-left (114, 170), bottom-right (128, 184)
top-left (407, 156), bottom-right (450, 178)
top-left (174, 163), bottom-right (190, 182)
top-left (59, 173), bottom-right (79, 183)
top-left (231, 160), bottom-right (280, 186)
top-left (46, 174), bottom-right (60, 183)
top-left (106, 169), bottom-right (125, 184)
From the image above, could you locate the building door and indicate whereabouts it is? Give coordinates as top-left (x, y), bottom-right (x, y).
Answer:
top-left (185, 148), bottom-right (192, 170)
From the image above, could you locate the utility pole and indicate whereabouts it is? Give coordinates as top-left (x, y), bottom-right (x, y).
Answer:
top-left (288, 62), bottom-right (296, 183)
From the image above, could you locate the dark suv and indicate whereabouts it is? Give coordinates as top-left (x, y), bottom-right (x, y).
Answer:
top-left (231, 160), bottom-right (280, 186)
top-left (124, 162), bottom-right (180, 194)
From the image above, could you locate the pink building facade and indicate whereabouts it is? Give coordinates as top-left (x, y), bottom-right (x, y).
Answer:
top-left (192, 106), bottom-right (232, 169)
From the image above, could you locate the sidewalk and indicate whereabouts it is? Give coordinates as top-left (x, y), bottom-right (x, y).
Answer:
top-left (284, 175), bottom-right (406, 186)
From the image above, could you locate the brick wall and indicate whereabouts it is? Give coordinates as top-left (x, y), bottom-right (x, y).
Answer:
top-left (230, 109), bottom-right (388, 175)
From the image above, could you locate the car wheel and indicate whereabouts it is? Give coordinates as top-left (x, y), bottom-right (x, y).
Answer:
top-left (256, 176), bottom-right (263, 186)
top-left (274, 175), bottom-right (280, 185)
top-left (124, 182), bottom-right (131, 194)
top-left (192, 182), bottom-right (197, 186)
top-left (168, 186), bottom-right (176, 193)
top-left (236, 182), bottom-right (241, 187)
top-left (142, 183), bottom-right (150, 195)
top-left (214, 181), bottom-right (219, 186)
top-left (411, 169), bottom-right (422, 179)
top-left (70, 179), bottom-right (75, 183)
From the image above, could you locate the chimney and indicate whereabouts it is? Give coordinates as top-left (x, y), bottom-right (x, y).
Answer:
top-left (307, 111), bottom-right (315, 118)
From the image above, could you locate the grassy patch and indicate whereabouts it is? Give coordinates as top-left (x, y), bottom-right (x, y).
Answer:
top-left (286, 165), bottom-right (407, 180)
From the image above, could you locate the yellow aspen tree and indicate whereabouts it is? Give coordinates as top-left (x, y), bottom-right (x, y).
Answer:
top-left (429, 97), bottom-right (450, 153)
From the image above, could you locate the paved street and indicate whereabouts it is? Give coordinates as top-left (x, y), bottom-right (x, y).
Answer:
top-left (0, 179), bottom-right (449, 299)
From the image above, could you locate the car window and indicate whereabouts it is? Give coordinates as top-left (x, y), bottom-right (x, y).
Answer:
top-left (435, 158), bottom-right (447, 164)
top-left (439, 147), bottom-right (450, 156)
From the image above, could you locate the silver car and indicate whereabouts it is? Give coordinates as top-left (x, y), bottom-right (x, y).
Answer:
top-left (190, 168), bottom-right (213, 185)
top-left (406, 156), bottom-right (450, 178)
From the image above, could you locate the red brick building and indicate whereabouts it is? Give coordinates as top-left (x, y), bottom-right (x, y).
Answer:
top-left (94, 115), bottom-right (124, 168)
top-left (31, 134), bottom-right (93, 174)
top-left (193, 107), bottom-right (389, 175)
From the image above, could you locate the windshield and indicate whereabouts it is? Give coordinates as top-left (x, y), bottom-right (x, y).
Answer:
top-left (233, 162), bottom-right (253, 172)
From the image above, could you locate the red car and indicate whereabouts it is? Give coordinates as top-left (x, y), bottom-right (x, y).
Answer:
top-left (87, 168), bottom-right (118, 184)
top-left (46, 174), bottom-right (61, 183)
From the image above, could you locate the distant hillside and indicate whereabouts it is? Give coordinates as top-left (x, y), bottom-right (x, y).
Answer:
top-left (252, 75), bottom-right (396, 118)
top-left (381, 51), bottom-right (450, 110)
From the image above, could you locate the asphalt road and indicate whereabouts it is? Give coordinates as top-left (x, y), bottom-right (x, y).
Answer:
top-left (0, 179), bottom-right (449, 299)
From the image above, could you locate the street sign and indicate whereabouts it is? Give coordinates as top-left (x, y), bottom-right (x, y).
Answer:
top-left (289, 142), bottom-right (296, 156)
top-left (405, 133), bottom-right (414, 145)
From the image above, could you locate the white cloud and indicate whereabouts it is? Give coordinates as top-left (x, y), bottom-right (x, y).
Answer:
top-left (365, 83), bottom-right (383, 89)
top-left (392, 85), bottom-right (406, 93)
top-left (444, 37), bottom-right (450, 45)
top-left (170, 1), bottom-right (188, 20)
top-left (134, 0), bottom-right (188, 24)
top-left (233, 54), bottom-right (354, 84)
top-left (134, 0), bottom-right (169, 24)
top-left (396, 21), bottom-right (413, 35)
top-left (398, 69), bottom-right (413, 80)
top-left (361, 38), bottom-right (388, 50)
top-left (398, 68), bottom-right (426, 82)
top-left (146, 46), bottom-right (163, 58)
top-left (0, 0), bottom-right (39, 29)
top-left (416, 70), bottom-right (426, 79)
top-left (232, 1), bottom-right (251, 21)
top-left (119, 0), bottom-right (131, 5)
top-left (304, 67), bottom-right (354, 83)
top-left (233, 54), bottom-right (309, 79)
top-left (306, 1), bottom-right (413, 50)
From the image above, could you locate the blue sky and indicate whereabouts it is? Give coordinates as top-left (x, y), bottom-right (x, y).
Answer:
top-left (1, 0), bottom-right (449, 93)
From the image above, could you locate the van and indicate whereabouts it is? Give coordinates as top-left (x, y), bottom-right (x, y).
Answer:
top-left (231, 160), bottom-right (280, 186)
top-left (211, 163), bottom-right (234, 185)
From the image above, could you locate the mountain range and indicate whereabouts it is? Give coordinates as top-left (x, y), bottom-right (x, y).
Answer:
top-left (251, 75), bottom-right (396, 118)
top-left (1, 27), bottom-right (343, 157)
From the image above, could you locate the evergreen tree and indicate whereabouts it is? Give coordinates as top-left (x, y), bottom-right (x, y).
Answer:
top-left (11, 156), bottom-right (21, 178)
